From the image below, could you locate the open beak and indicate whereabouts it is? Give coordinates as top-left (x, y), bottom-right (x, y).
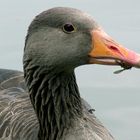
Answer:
top-left (89, 29), bottom-right (140, 69)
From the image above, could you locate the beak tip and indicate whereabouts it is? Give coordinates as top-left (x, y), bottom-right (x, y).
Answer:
top-left (133, 53), bottom-right (140, 68)
top-left (129, 54), bottom-right (140, 68)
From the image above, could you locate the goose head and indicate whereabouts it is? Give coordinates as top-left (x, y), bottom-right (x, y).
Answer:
top-left (24, 7), bottom-right (140, 74)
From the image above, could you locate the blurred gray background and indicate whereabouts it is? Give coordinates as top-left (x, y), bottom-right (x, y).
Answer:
top-left (0, 0), bottom-right (140, 140)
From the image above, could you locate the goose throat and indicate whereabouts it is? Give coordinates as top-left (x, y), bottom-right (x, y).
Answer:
top-left (24, 66), bottom-right (83, 140)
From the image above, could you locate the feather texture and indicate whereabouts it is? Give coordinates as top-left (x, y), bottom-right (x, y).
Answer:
top-left (0, 69), bottom-right (114, 140)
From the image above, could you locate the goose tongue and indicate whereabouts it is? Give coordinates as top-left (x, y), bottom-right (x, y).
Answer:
top-left (89, 29), bottom-right (140, 69)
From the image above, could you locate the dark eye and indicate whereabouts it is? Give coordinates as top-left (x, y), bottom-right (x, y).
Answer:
top-left (63, 23), bottom-right (76, 33)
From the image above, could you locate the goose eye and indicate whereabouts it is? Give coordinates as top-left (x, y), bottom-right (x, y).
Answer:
top-left (63, 23), bottom-right (76, 33)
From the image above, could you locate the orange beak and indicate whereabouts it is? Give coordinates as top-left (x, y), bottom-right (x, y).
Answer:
top-left (89, 29), bottom-right (140, 69)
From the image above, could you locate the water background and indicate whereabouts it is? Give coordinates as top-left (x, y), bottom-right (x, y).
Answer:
top-left (0, 0), bottom-right (140, 140)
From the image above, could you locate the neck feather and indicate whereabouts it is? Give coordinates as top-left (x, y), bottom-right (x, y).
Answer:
top-left (24, 65), bottom-right (83, 140)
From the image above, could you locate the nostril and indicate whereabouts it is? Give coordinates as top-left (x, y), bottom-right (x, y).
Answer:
top-left (109, 46), bottom-right (119, 51)
top-left (108, 45), bottom-right (124, 57)
top-left (108, 45), bottom-right (121, 54)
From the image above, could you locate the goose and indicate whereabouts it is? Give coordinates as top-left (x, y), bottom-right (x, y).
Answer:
top-left (0, 7), bottom-right (140, 140)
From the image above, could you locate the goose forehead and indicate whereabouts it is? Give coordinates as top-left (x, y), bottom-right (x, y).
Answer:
top-left (28, 7), bottom-right (98, 32)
